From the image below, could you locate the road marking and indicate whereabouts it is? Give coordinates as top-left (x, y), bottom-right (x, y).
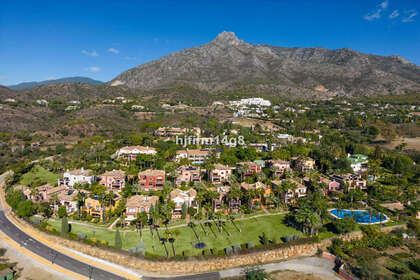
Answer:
top-left (0, 229), bottom-right (88, 280)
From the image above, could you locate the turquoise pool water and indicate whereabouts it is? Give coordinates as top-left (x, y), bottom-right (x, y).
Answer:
top-left (329, 209), bottom-right (388, 224)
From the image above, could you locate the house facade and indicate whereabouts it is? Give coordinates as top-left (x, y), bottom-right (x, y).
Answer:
top-left (208, 164), bottom-right (233, 184)
top-left (125, 195), bottom-right (159, 224)
top-left (138, 169), bottom-right (165, 191)
top-left (99, 169), bottom-right (126, 192)
top-left (268, 159), bottom-right (291, 177)
top-left (115, 146), bottom-right (157, 161)
top-left (58, 168), bottom-right (95, 187)
top-left (175, 166), bottom-right (201, 185)
top-left (175, 149), bottom-right (211, 164)
top-left (170, 188), bottom-right (197, 218)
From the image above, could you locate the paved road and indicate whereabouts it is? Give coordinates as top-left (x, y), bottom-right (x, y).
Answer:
top-left (0, 174), bottom-right (128, 280)
top-left (0, 173), bottom-right (220, 280)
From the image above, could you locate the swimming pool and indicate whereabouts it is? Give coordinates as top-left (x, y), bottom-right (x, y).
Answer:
top-left (329, 208), bottom-right (388, 224)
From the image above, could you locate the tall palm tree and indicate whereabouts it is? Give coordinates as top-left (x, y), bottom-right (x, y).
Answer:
top-left (295, 208), bottom-right (321, 236)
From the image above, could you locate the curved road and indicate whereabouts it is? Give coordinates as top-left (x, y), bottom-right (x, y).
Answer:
top-left (0, 173), bottom-right (220, 280)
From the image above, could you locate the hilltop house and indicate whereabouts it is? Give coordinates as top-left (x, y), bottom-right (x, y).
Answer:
top-left (208, 164), bottom-right (233, 184)
top-left (267, 159), bottom-right (291, 177)
top-left (348, 154), bottom-right (369, 173)
top-left (175, 149), bottom-right (211, 164)
top-left (272, 179), bottom-right (307, 204)
top-left (331, 174), bottom-right (367, 191)
top-left (291, 157), bottom-right (315, 173)
top-left (99, 169), bottom-right (126, 192)
top-left (170, 188), bottom-right (197, 218)
top-left (84, 194), bottom-right (120, 221)
top-left (236, 161), bottom-right (262, 177)
top-left (56, 189), bottom-right (80, 214)
top-left (58, 168), bottom-right (95, 187)
top-left (240, 182), bottom-right (273, 207)
top-left (125, 195), bottom-right (159, 224)
top-left (115, 146), bottom-right (157, 161)
top-left (138, 169), bottom-right (165, 191)
top-left (175, 166), bottom-right (201, 185)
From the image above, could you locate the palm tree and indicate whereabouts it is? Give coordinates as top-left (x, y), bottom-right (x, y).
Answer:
top-left (168, 236), bottom-right (176, 257)
top-left (136, 212), bottom-right (148, 240)
top-left (295, 208), bottom-right (321, 236)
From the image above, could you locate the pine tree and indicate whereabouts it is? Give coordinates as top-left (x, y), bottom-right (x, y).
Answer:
top-left (115, 228), bottom-right (122, 249)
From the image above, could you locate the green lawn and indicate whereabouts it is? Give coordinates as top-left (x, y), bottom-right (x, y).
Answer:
top-left (48, 215), bottom-right (303, 257)
top-left (19, 166), bottom-right (58, 186)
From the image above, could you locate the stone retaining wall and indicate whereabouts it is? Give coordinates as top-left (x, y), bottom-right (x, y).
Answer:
top-left (11, 213), bottom-right (363, 274)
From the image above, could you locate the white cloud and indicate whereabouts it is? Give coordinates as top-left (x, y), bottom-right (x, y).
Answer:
top-left (364, 0), bottom-right (389, 21)
top-left (380, 0), bottom-right (389, 9)
top-left (86, 66), bottom-right (101, 73)
top-left (402, 9), bottom-right (418, 22)
top-left (81, 49), bottom-right (99, 57)
top-left (389, 9), bottom-right (399, 19)
top-left (107, 48), bottom-right (120, 54)
top-left (364, 9), bottom-right (382, 21)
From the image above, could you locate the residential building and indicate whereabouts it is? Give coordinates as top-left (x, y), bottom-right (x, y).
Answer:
top-left (272, 179), bottom-right (307, 204)
top-left (99, 169), bottom-right (126, 192)
top-left (208, 164), bottom-right (233, 184)
top-left (240, 182), bottom-right (273, 207)
top-left (175, 149), bottom-right (211, 164)
top-left (124, 195), bottom-right (159, 224)
top-left (115, 146), bottom-right (157, 161)
top-left (56, 189), bottom-right (80, 214)
top-left (58, 168), bottom-right (95, 187)
top-left (292, 157), bottom-right (316, 172)
top-left (237, 161), bottom-right (262, 176)
top-left (84, 194), bottom-right (120, 221)
top-left (170, 188), bottom-right (197, 218)
top-left (331, 174), bottom-right (367, 191)
top-left (268, 159), bottom-right (291, 177)
top-left (29, 185), bottom-right (68, 203)
top-left (154, 127), bottom-right (201, 137)
top-left (318, 177), bottom-right (342, 194)
top-left (175, 166), bottom-right (201, 185)
top-left (138, 169), bottom-right (165, 191)
top-left (348, 154), bottom-right (369, 173)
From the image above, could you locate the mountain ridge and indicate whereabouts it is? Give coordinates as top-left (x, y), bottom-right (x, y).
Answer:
top-left (111, 31), bottom-right (420, 97)
top-left (7, 76), bottom-right (103, 91)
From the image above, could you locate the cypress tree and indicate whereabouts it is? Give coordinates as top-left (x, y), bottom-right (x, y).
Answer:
top-left (61, 216), bottom-right (69, 234)
top-left (115, 228), bottom-right (122, 249)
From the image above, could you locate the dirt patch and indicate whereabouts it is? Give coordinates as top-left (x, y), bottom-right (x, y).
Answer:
top-left (380, 137), bottom-right (420, 151)
top-left (271, 270), bottom-right (331, 280)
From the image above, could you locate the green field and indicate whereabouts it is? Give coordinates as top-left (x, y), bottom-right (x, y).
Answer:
top-left (19, 166), bottom-right (59, 186)
top-left (48, 215), bottom-right (303, 257)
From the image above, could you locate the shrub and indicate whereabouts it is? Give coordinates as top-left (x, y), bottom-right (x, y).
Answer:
top-left (232, 245), bottom-right (241, 253)
top-left (284, 235), bottom-right (292, 242)
top-left (32, 216), bottom-right (41, 226)
top-left (293, 234), bottom-right (300, 240)
top-left (332, 218), bottom-right (357, 234)
top-left (246, 242), bottom-right (255, 249)
top-left (77, 233), bottom-right (87, 240)
top-left (224, 247), bottom-right (232, 255)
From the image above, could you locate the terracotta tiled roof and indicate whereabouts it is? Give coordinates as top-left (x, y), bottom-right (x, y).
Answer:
top-left (138, 169), bottom-right (165, 177)
top-left (101, 169), bottom-right (125, 179)
top-left (126, 195), bottom-right (159, 208)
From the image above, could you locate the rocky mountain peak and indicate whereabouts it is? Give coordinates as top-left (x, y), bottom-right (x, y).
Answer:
top-left (212, 31), bottom-right (244, 46)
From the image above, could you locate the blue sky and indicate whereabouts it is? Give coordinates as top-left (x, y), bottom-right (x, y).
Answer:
top-left (1, 0), bottom-right (419, 85)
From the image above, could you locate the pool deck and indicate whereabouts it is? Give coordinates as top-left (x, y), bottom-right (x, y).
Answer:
top-left (328, 208), bottom-right (390, 225)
